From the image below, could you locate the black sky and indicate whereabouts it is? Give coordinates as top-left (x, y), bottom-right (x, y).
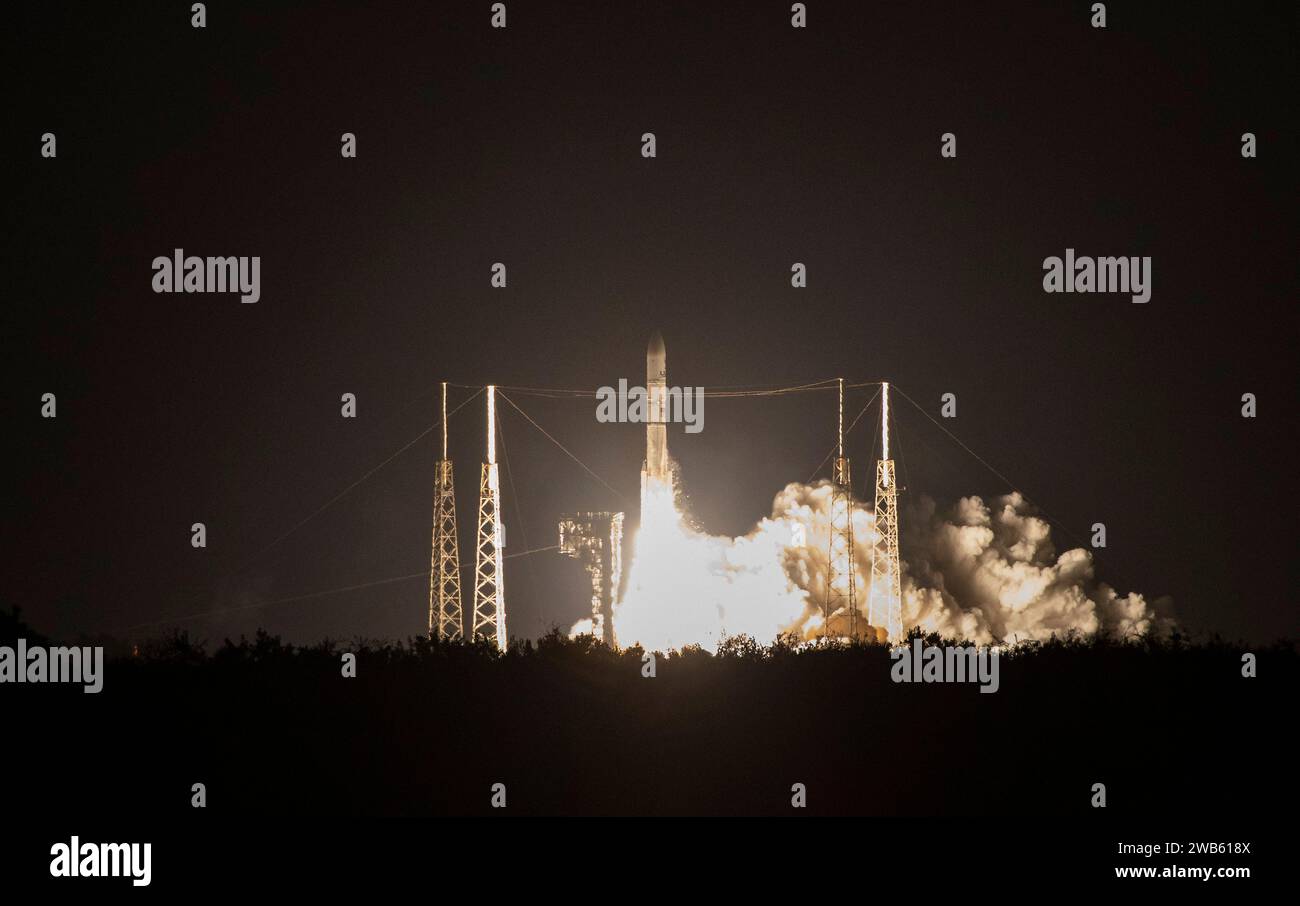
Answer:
top-left (9, 1), bottom-right (1296, 645)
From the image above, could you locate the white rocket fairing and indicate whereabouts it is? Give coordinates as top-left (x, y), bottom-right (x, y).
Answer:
top-left (641, 331), bottom-right (669, 495)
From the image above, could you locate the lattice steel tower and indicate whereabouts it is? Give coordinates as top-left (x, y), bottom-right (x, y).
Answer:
top-left (472, 385), bottom-right (507, 650)
top-left (428, 382), bottom-right (464, 640)
top-left (825, 377), bottom-right (857, 638)
top-left (868, 381), bottom-right (903, 642)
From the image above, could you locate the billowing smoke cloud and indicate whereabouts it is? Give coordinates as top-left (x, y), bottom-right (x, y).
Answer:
top-left (897, 491), bottom-right (1173, 643)
top-left (604, 480), bottom-right (1173, 651)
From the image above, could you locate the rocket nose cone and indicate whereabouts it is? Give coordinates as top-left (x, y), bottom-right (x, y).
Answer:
top-left (647, 330), bottom-right (665, 357)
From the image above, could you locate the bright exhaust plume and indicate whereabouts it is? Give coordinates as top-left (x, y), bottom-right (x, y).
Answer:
top-left (588, 477), bottom-right (1171, 652)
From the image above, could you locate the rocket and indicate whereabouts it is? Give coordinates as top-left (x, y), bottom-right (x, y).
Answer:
top-left (642, 330), bottom-right (669, 491)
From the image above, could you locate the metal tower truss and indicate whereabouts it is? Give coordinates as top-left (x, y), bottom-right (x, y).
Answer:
top-left (825, 378), bottom-right (857, 638)
top-left (826, 456), bottom-right (856, 638)
top-left (428, 458), bottom-right (463, 640)
top-left (869, 458), bottom-right (902, 642)
top-left (472, 386), bottom-right (506, 650)
top-left (868, 383), bottom-right (902, 641)
top-left (558, 511), bottom-right (625, 647)
top-left (472, 462), bottom-right (506, 648)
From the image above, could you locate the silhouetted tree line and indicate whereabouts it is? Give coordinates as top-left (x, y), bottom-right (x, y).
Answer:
top-left (2, 604), bottom-right (1294, 816)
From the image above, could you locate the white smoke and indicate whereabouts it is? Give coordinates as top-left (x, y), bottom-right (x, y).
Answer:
top-left (898, 491), bottom-right (1174, 644)
top-left (602, 480), bottom-right (1173, 651)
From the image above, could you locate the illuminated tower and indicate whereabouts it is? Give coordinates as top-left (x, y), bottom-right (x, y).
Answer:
top-left (558, 511), bottom-right (625, 647)
top-left (825, 378), bottom-right (857, 638)
top-left (472, 385), bottom-right (507, 649)
top-left (868, 382), bottom-right (903, 642)
top-left (428, 382), bottom-right (464, 640)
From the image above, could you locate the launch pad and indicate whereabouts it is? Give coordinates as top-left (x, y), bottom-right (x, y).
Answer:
top-left (429, 332), bottom-right (908, 649)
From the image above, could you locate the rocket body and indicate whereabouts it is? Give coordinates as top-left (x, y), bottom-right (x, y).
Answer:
top-left (642, 331), bottom-right (669, 491)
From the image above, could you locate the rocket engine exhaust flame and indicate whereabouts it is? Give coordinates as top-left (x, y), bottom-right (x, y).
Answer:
top-left (606, 481), bottom-right (1172, 652)
top-left (574, 331), bottom-right (1173, 652)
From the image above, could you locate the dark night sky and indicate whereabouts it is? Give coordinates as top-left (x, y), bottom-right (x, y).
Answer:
top-left (9, 1), bottom-right (1296, 645)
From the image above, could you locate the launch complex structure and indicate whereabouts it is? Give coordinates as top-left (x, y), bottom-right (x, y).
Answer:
top-left (427, 334), bottom-right (904, 649)
top-left (868, 383), bottom-right (903, 642)
top-left (824, 376), bottom-right (902, 641)
top-left (557, 511), bottom-right (623, 646)
top-left (427, 381), bottom-right (505, 649)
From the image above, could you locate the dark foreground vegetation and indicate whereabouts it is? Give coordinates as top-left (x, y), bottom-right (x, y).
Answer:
top-left (3, 607), bottom-right (1294, 816)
